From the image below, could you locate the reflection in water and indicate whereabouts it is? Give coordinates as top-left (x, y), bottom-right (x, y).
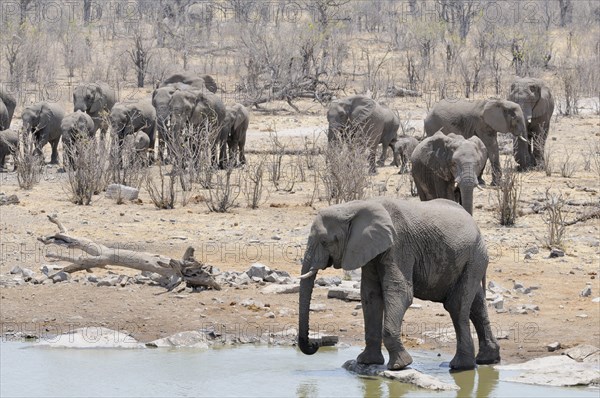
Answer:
top-left (451, 365), bottom-right (500, 398)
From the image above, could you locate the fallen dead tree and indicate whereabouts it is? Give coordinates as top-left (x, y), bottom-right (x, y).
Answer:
top-left (37, 215), bottom-right (220, 291)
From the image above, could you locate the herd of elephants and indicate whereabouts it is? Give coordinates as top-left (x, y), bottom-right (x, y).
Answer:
top-left (0, 73), bottom-right (556, 371)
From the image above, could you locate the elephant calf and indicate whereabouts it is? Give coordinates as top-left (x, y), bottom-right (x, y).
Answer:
top-left (0, 129), bottom-right (18, 170)
top-left (224, 103), bottom-right (249, 166)
top-left (391, 135), bottom-right (419, 173)
top-left (411, 132), bottom-right (487, 215)
top-left (110, 100), bottom-right (157, 165)
top-left (298, 198), bottom-right (500, 371)
top-left (61, 110), bottom-right (95, 169)
top-left (123, 131), bottom-right (150, 166)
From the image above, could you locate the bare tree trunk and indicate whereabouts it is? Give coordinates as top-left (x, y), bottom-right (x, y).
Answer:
top-left (558, 0), bottom-right (573, 27)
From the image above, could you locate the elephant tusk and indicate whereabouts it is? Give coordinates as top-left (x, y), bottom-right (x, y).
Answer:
top-left (519, 136), bottom-right (528, 142)
top-left (299, 270), bottom-right (316, 279)
top-left (476, 184), bottom-right (484, 191)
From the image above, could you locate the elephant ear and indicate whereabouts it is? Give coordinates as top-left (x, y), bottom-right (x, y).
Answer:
top-left (349, 96), bottom-right (376, 125)
top-left (422, 131), bottom-right (454, 181)
top-left (341, 201), bottom-right (394, 271)
top-left (531, 82), bottom-right (551, 119)
top-left (467, 136), bottom-right (488, 173)
top-left (483, 100), bottom-right (510, 133)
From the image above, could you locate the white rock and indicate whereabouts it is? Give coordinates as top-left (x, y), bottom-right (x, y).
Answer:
top-left (260, 284), bottom-right (299, 294)
top-left (581, 286), bottom-right (592, 297)
top-left (105, 184), bottom-right (139, 200)
top-left (592, 297), bottom-right (600, 303)
top-left (37, 327), bottom-right (142, 349)
top-left (564, 344), bottom-right (600, 362)
top-left (327, 287), bottom-right (361, 301)
top-left (147, 331), bottom-right (208, 348)
top-left (246, 263), bottom-right (270, 280)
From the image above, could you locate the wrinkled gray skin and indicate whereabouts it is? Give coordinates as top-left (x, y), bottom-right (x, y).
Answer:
top-left (21, 101), bottom-right (65, 164)
top-left (0, 87), bottom-right (16, 129)
top-left (60, 111), bottom-right (95, 169)
top-left (169, 89), bottom-right (227, 167)
top-left (0, 129), bottom-right (18, 170)
top-left (110, 101), bottom-right (157, 164)
top-left (159, 72), bottom-right (218, 93)
top-left (298, 198), bottom-right (500, 371)
top-left (508, 78), bottom-right (554, 170)
top-left (411, 132), bottom-right (487, 216)
top-left (224, 103), bottom-right (250, 166)
top-left (424, 99), bottom-right (527, 186)
top-left (377, 105), bottom-right (400, 166)
top-left (73, 82), bottom-right (116, 138)
top-left (151, 83), bottom-right (195, 162)
top-left (392, 135), bottom-right (419, 173)
top-left (327, 95), bottom-right (398, 173)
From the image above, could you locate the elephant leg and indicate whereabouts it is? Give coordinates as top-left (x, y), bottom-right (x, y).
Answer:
top-left (239, 142), bottom-right (246, 165)
top-left (486, 138), bottom-right (501, 186)
top-left (379, 260), bottom-right (413, 370)
top-left (443, 271), bottom-right (478, 370)
top-left (377, 144), bottom-right (388, 166)
top-left (356, 261), bottom-right (385, 366)
top-left (470, 287), bottom-right (501, 365)
top-left (50, 139), bottom-right (60, 164)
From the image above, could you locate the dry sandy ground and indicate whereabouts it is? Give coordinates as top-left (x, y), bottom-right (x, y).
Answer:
top-left (0, 97), bottom-right (599, 365)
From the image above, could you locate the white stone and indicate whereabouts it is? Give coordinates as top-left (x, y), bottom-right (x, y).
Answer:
top-left (105, 184), bottom-right (139, 200)
top-left (147, 331), bottom-right (208, 348)
top-left (260, 284), bottom-right (299, 294)
top-left (37, 327), bottom-right (142, 349)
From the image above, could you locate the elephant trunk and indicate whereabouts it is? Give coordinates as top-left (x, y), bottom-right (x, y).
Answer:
top-left (459, 183), bottom-right (475, 216)
top-left (455, 163), bottom-right (477, 215)
top-left (298, 237), bottom-right (323, 355)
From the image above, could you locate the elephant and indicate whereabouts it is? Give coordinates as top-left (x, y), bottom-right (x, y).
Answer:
top-left (327, 95), bottom-right (399, 173)
top-left (424, 99), bottom-right (527, 186)
top-left (21, 101), bottom-right (65, 164)
top-left (508, 78), bottom-right (555, 170)
top-left (60, 111), bottom-right (95, 169)
top-left (411, 132), bottom-right (487, 215)
top-left (378, 105), bottom-right (400, 166)
top-left (0, 129), bottom-right (18, 170)
top-left (168, 88), bottom-right (227, 167)
top-left (73, 82), bottom-right (116, 138)
top-left (392, 135), bottom-right (419, 173)
top-left (298, 198), bottom-right (500, 371)
top-left (109, 100), bottom-right (157, 164)
top-left (123, 131), bottom-right (150, 166)
top-left (224, 103), bottom-right (250, 166)
top-left (151, 83), bottom-right (195, 162)
top-left (0, 87), bottom-right (16, 129)
top-left (159, 72), bottom-right (218, 94)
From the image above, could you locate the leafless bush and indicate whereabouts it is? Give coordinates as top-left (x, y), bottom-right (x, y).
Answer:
top-left (541, 189), bottom-right (567, 249)
top-left (267, 133), bottom-right (296, 192)
top-left (145, 162), bottom-right (177, 210)
top-left (559, 150), bottom-right (578, 178)
top-left (495, 157), bottom-right (522, 226)
top-left (543, 143), bottom-right (554, 176)
top-left (14, 130), bottom-right (44, 190)
top-left (321, 131), bottom-right (372, 204)
top-left (105, 133), bottom-right (147, 190)
top-left (206, 162), bottom-right (241, 213)
top-left (243, 155), bottom-right (268, 209)
top-left (557, 62), bottom-right (581, 115)
top-left (63, 137), bottom-right (107, 205)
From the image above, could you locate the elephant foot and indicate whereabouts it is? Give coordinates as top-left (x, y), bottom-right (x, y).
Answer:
top-left (50, 159), bottom-right (59, 165)
top-left (449, 355), bottom-right (476, 371)
top-left (357, 347), bottom-right (384, 365)
top-left (387, 350), bottom-right (413, 370)
top-left (476, 344), bottom-right (501, 365)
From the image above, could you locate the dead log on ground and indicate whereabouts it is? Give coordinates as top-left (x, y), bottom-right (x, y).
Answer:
top-left (37, 215), bottom-right (220, 290)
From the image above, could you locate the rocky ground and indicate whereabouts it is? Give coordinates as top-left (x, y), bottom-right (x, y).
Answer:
top-left (1, 97), bottom-right (599, 366)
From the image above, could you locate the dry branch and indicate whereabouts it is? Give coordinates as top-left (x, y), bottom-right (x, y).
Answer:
top-left (563, 209), bottom-right (600, 226)
top-left (37, 215), bottom-right (219, 290)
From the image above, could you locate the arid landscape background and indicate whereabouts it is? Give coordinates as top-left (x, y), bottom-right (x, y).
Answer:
top-left (0, 0), bottom-right (599, 364)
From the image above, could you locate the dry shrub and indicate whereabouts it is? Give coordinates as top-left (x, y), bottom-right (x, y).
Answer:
top-left (542, 189), bottom-right (567, 249)
top-left (145, 162), bottom-right (177, 210)
top-left (495, 157), bottom-right (522, 226)
top-left (63, 136), bottom-right (108, 205)
top-left (321, 130), bottom-right (372, 204)
top-left (243, 155), bottom-right (268, 209)
top-left (559, 150), bottom-right (578, 178)
top-left (206, 161), bottom-right (241, 213)
top-left (14, 130), bottom-right (44, 190)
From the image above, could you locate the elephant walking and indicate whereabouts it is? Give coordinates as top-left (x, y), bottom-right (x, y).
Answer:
top-left (0, 87), bottom-right (16, 130)
top-left (73, 82), bottom-right (116, 138)
top-left (21, 101), bottom-right (65, 164)
top-left (411, 132), bottom-right (487, 215)
top-left (327, 95), bottom-right (399, 173)
top-left (60, 111), bottom-right (96, 169)
top-left (508, 78), bottom-right (554, 170)
top-left (424, 99), bottom-right (527, 186)
top-left (224, 103), bottom-right (250, 166)
top-left (298, 198), bottom-right (500, 371)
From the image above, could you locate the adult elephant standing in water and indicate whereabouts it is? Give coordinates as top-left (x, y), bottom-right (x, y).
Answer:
top-left (424, 99), bottom-right (527, 186)
top-left (508, 77), bottom-right (554, 171)
top-left (298, 198), bottom-right (500, 371)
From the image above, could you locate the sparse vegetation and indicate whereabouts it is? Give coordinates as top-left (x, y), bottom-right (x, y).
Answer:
top-left (495, 157), bottom-right (522, 226)
top-left (14, 130), bottom-right (44, 190)
top-left (542, 188), bottom-right (567, 249)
